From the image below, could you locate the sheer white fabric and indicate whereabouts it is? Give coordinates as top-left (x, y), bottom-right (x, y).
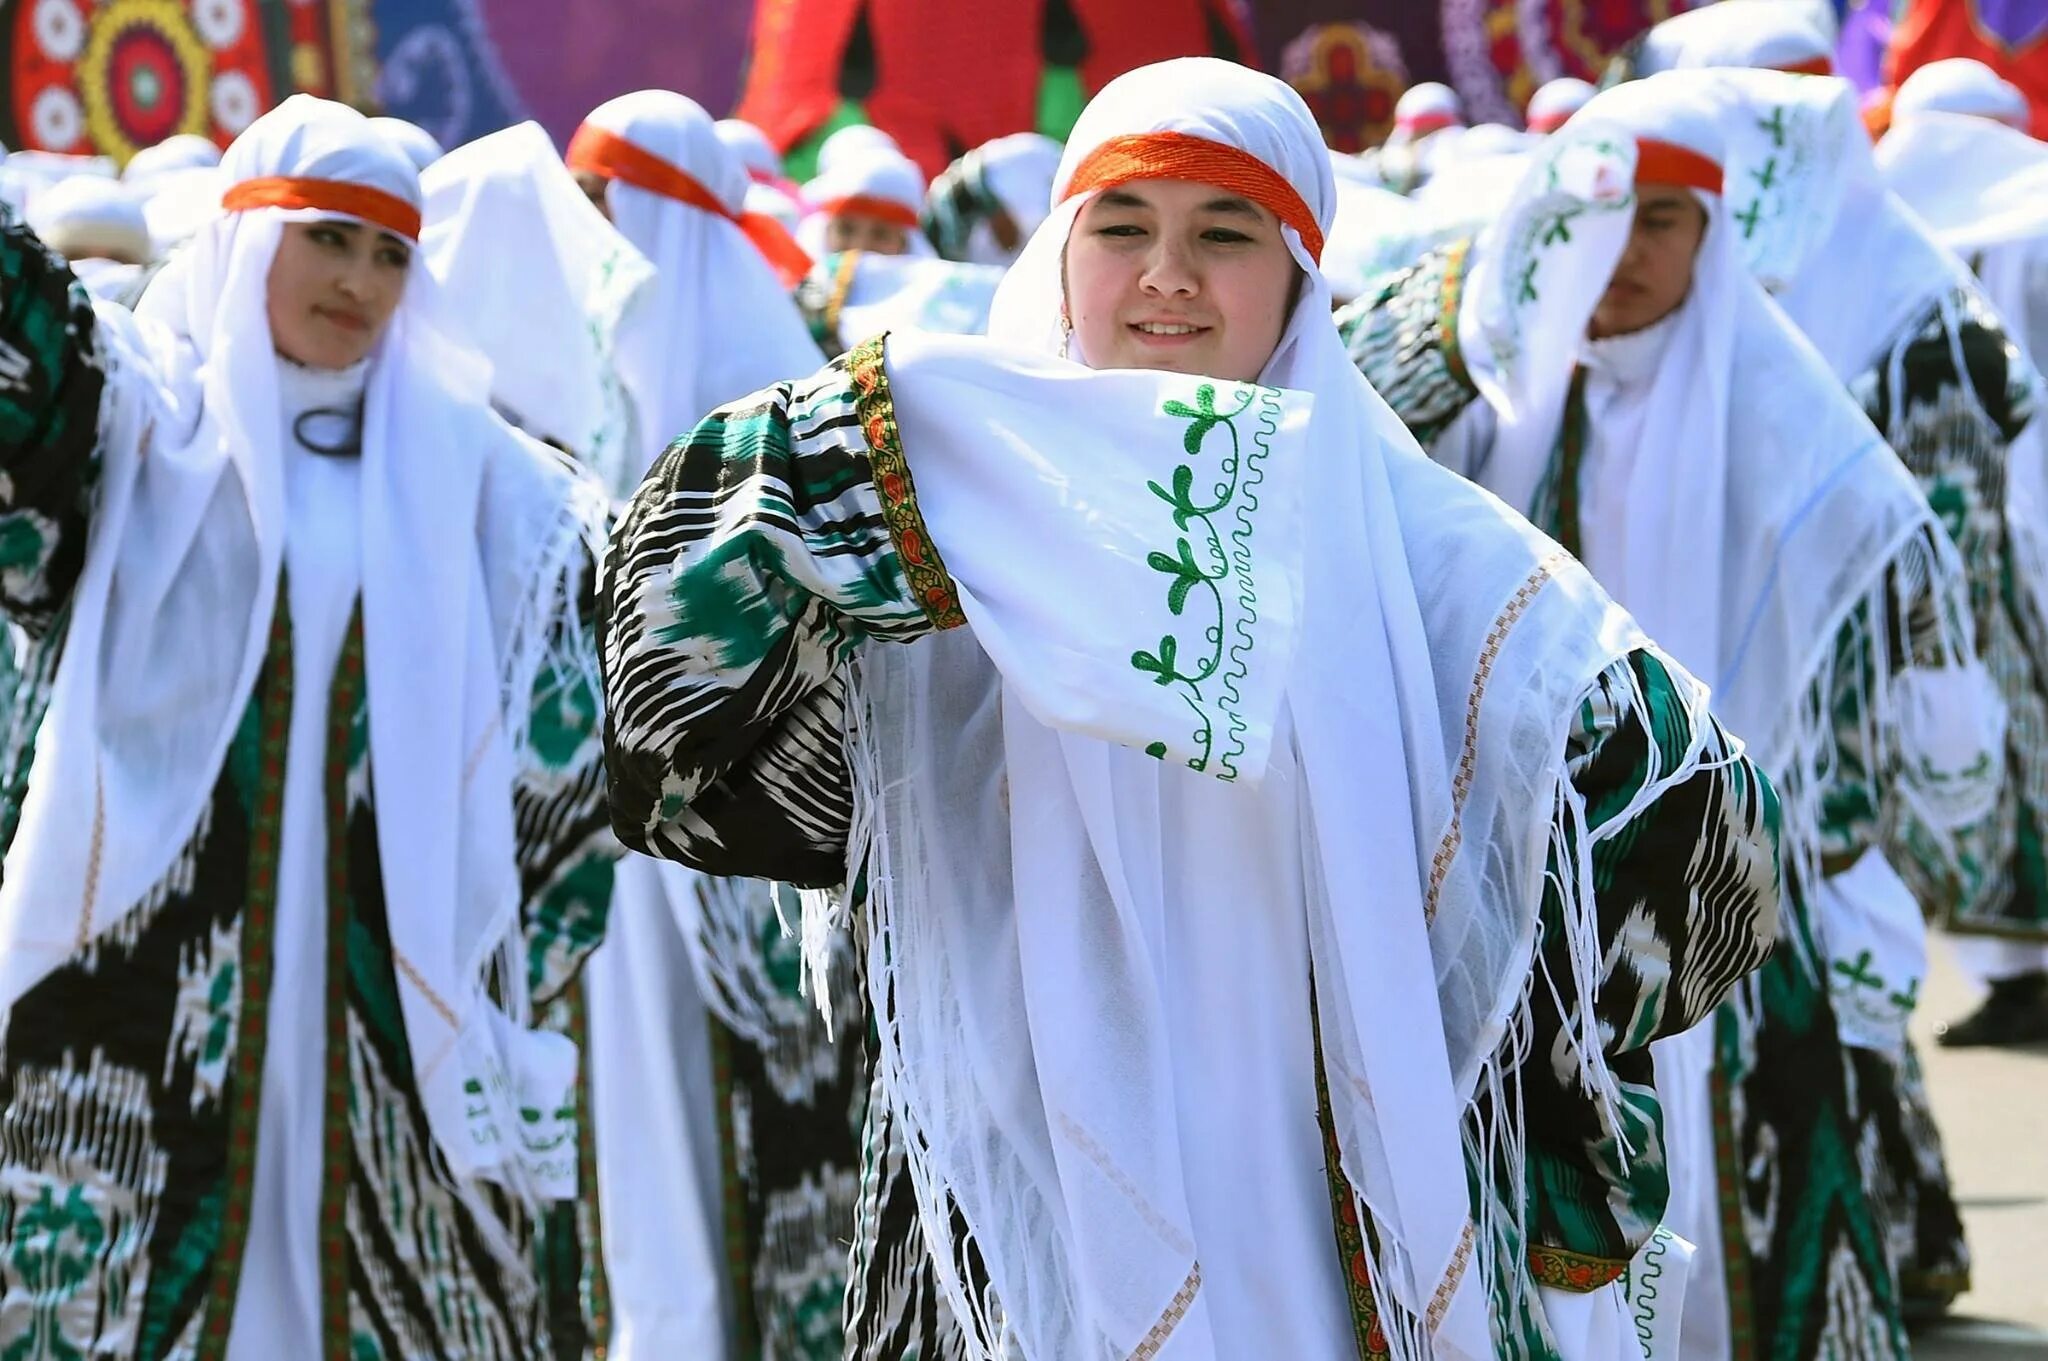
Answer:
top-left (421, 121), bottom-right (655, 483)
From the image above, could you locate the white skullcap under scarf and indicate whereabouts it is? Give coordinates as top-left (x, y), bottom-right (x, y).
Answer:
top-left (569, 91), bottom-right (823, 478)
top-left (0, 94), bottom-right (607, 1206)
top-left (852, 52), bottom-right (1674, 1361)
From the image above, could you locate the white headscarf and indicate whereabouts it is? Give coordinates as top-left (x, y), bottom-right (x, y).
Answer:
top-left (421, 120), bottom-right (655, 485)
top-left (0, 94), bottom-right (605, 1197)
top-left (1877, 109), bottom-right (2048, 356)
top-left (25, 175), bottom-right (151, 263)
top-left (1893, 57), bottom-right (2032, 130)
top-left (955, 131), bottom-right (1063, 265)
top-left (1628, 0), bottom-right (1837, 75)
top-left (570, 91), bottom-right (824, 480)
top-left (1392, 80), bottom-right (1465, 144)
top-left (814, 121), bottom-right (901, 175)
top-left (139, 165), bottom-right (227, 256)
top-left (714, 116), bottom-right (783, 182)
top-left (1526, 77), bottom-right (1595, 132)
top-left (370, 115), bottom-right (446, 171)
top-left (798, 145), bottom-right (934, 257)
top-left (122, 133), bottom-right (222, 187)
top-left (845, 55), bottom-right (1671, 1361)
top-left (1461, 72), bottom-right (1952, 782)
top-left (1705, 69), bottom-right (1969, 384)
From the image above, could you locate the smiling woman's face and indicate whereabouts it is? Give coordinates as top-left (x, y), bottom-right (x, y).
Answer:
top-left (1062, 178), bottom-right (1298, 382)
top-left (266, 219), bottom-right (412, 369)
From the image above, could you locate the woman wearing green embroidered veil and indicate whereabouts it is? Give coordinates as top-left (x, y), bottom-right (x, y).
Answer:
top-left (1337, 71), bottom-right (2002, 1361)
top-left (600, 58), bottom-right (1781, 1361)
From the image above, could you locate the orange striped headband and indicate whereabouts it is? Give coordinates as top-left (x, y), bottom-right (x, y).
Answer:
top-left (1062, 130), bottom-right (1326, 263)
top-left (810, 192), bottom-right (922, 230)
top-left (1634, 138), bottom-right (1723, 195)
top-left (1776, 55), bottom-right (1834, 77)
top-left (1397, 111), bottom-right (1460, 136)
top-left (222, 176), bottom-right (422, 240)
top-left (567, 122), bottom-right (814, 285)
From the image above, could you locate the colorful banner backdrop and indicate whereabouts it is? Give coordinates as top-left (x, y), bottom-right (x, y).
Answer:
top-left (0, 0), bottom-right (752, 161)
top-left (1261, 0), bottom-right (1710, 146)
top-left (7, 0), bottom-right (1829, 166)
top-left (3, 0), bottom-right (378, 160)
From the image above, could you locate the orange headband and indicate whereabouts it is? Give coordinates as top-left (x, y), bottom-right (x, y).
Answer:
top-left (812, 192), bottom-right (922, 230)
top-left (1634, 138), bottom-right (1723, 195)
top-left (222, 176), bottom-right (422, 240)
top-left (1776, 55), bottom-right (1834, 77)
top-left (1062, 130), bottom-right (1326, 263)
top-left (1398, 111), bottom-right (1460, 136)
top-left (567, 122), bottom-right (814, 286)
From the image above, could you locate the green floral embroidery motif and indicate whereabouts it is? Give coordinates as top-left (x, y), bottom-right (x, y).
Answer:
top-left (1133, 381), bottom-right (1281, 781)
top-left (5, 1184), bottom-right (107, 1361)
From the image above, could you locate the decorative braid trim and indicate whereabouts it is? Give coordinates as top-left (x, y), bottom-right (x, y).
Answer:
top-left (847, 333), bottom-right (968, 631)
top-left (318, 607), bottom-right (366, 1361)
top-left (1425, 550), bottom-right (1568, 922)
top-left (1527, 1242), bottom-right (1630, 1292)
top-left (1130, 1263), bottom-right (1203, 1361)
top-left (1426, 1221), bottom-right (1477, 1333)
top-left (1438, 238), bottom-right (1475, 394)
top-left (198, 598), bottom-right (294, 1360)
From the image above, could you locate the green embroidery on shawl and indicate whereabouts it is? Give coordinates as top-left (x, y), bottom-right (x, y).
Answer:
top-left (1133, 381), bottom-right (1279, 779)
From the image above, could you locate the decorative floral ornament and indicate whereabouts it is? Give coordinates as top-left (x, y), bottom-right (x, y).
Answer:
top-left (209, 71), bottom-right (260, 135)
top-left (193, 0), bottom-right (248, 52)
top-left (32, 0), bottom-right (87, 63)
top-left (31, 86), bottom-right (85, 150)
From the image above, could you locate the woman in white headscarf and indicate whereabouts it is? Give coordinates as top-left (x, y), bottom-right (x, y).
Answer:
top-left (1709, 67), bottom-right (2048, 1072)
top-left (602, 56), bottom-right (1783, 1361)
top-left (566, 90), bottom-right (822, 489)
top-left (0, 95), bottom-right (617, 1358)
top-left (796, 144), bottom-right (932, 258)
top-left (922, 130), bottom-right (1063, 265)
top-left (1338, 71), bottom-right (1999, 1361)
top-left (562, 87), bottom-right (875, 1361)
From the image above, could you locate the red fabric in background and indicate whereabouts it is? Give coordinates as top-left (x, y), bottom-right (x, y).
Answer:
top-left (869, 0), bottom-right (1042, 172)
top-left (734, 0), bottom-right (865, 155)
top-left (731, 0), bottom-right (1255, 178)
top-left (1889, 0), bottom-right (2048, 139)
